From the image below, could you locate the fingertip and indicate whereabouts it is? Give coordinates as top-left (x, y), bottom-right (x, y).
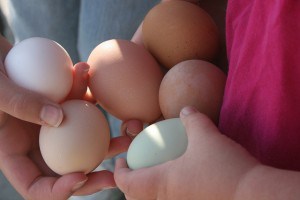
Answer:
top-left (122, 120), bottom-right (143, 138)
top-left (74, 62), bottom-right (90, 73)
top-left (40, 104), bottom-right (63, 127)
top-left (115, 158), bottom-right (129, 170)
top-left (67, 62), bottom-right (90, 100)
top-left (180, 106), bottom-right (199, 118)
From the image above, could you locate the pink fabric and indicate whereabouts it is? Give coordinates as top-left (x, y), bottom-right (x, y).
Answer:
top-left (219, 0), bottom-right (300, 170)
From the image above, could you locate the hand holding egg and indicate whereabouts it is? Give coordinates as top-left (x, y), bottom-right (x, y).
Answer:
top-left (5, 37), bottom-right (113, 176)
top-left (122, 1), bottom-right (227, 169)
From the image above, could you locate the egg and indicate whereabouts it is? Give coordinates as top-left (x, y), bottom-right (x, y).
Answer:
top-left (159, 60), bottom-right (226, 124)
top-left (127, 118), bottom-right (187, 170)
top-left (142, 1), bottom-right (220, 69)
top-left (88, 39), bottom-right (163, 123)
top-left (39, 100), bottom-right (110, 175)
top-left (4, 37), bottom-right (73, 102)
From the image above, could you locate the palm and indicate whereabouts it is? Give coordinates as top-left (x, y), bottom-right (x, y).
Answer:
top-left (0, 115), bottom-right (54, 174)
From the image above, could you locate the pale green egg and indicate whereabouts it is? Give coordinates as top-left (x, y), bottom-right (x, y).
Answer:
top-left (127, 118), bottom-right (188, 170)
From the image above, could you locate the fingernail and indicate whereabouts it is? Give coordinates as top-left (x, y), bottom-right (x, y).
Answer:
top-left (72, 179), bottom-right (88, 192)
top-left (126, 128), bottom-right (137, 139)
top-left (40, 105), bottom-right (63, 127)
top-left (102, 186), bottom-right (117, 190)
top-left (78, 63), bottom-right (90, 72)
top-left (79, 64), bottom-right (90, 79)
top-left (181, 106), bottom-right (198, 116)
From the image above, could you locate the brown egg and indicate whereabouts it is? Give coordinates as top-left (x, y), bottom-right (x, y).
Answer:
top-left (39, 100), bottom-right (110, 175)
top-left (142, 1), bottom-right (220, 69)
top-left (88, 39), bottom-right (163, 123)
top-left (159, 60), bottom-right (226, 124)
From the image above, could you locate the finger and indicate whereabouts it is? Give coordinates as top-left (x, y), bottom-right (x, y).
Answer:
top-left (121, 120), bottom-right (144, 138)
top-left (73, 170), bottom-right (116, 196)
top-left (114, 158), bottom-right (161, 200)
top-left (67, 62), bottom-right (89, 100)
top-left (32, 173), bottom-right (88, 200)
top-left (131, 23), bottom-right (144, 45)
top-left (0, 154), bottom-right (87, 200)
top-left (179, 106), bottom-right (220, 148)
top-left (105, 136), bottom-right (132, 159)
top-left (0, 73), bottom-right (63, 127)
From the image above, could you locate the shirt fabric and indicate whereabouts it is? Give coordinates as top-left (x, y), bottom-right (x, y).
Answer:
top-left (219, 0), bottom-right (300, 170)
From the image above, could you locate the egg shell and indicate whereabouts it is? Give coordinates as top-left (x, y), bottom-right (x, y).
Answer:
top-left (88, 39), bottom-right (163, 123)
top-left (127, 118), bottom-right (187, 170)
top-left (142, 1), bottom-right (220, 69)
top-left (39, 100), bottom-right (110, 175)
top-left (159, 60), bottom-right (226, 124)
top-left (4, 37), bottom-right (73, 102)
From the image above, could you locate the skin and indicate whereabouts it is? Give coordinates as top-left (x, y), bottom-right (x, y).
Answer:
top-left (115, 107), bottom-right (300, 200)
top-left (0, 35), bottom-right (131, 200)
top-left (117, 0), bottom-right (300, 199)
top-left (123, 0), bottom-right (228, 137)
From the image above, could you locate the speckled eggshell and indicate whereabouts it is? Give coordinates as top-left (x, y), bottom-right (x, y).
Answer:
top-left (159, 60), bottom-right (226, 124)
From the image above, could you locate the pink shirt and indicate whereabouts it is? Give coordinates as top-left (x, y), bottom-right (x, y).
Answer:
top-left (219, 0), bottom-right (300, 170)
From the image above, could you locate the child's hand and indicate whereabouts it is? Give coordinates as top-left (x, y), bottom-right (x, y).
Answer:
top-left (114, 106), bottom-right (259, 200)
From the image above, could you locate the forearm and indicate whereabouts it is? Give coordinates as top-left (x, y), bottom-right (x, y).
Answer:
top-left (234, 165), bottom-right (300, 200)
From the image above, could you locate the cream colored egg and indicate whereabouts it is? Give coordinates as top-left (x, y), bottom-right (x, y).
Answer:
top-left (127, 118), bottom-right (187, 170)
top-left (39, 100), bottom-right (110, 175)
top-left (4, 37), bottom-right (73, 102)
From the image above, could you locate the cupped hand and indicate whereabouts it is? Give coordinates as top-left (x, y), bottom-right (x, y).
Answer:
top-left (0, 41), bottom-right (131, 199)
top-left (114, 106), bottom-right (259, 200)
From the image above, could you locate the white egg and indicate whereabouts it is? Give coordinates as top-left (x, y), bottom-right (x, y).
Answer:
top-left (4, 37), bottom-right (73, 102)
top-left (127, 118), bottom-right (187, 170)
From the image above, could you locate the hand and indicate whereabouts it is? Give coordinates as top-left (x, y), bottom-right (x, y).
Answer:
top-left (114, 106), bottom-right (259, 200)
top-left (0, 38), bottom-right (131, 199)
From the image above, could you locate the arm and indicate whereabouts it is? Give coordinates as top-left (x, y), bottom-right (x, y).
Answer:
top-left (234, 165), bottom-right (300, 200)
top-left (115, 106), bottom-right (300, 200)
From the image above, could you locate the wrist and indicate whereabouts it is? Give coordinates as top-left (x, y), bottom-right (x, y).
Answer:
top-left (234, 164), bottom-right (300, 200)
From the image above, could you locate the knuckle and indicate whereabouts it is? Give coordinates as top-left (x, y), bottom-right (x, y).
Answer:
top-left (7, 92), bottom-right (40, 119)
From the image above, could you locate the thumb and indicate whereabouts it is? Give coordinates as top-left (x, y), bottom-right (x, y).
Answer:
top-left (0, 73), bottom-right (63, 127)
top-left (114, 158), bottom-right (161, 200)
top-left (180, 106), bottom-right (220, 149)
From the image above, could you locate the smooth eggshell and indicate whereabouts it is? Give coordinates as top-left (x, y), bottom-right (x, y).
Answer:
top-left (142, 1), bottom-right (219, 69)
top-left (127, 118), bottom-right (187, 170)
top-left (88, 39), bottom-right (163, 123)
top-left (39, 100), bottom-right (110, 175)
top-left (159, 60), bottom-right (226, 124)
top-left (4, 37), bottom-right (73, 102)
